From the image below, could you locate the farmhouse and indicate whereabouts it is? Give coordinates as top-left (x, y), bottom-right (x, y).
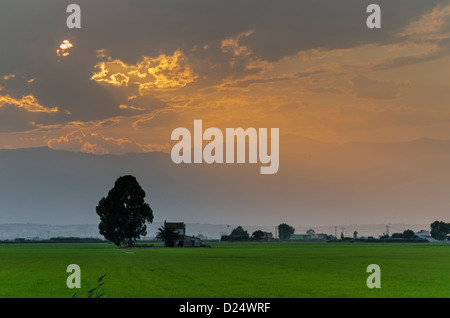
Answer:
top-left (414, 230), bottom-right (435, 242)
top-left (414, 230), bottom-right (450, 243)
top-left (261, 231), bottom-right (275, 242)
top-left (164, 221), bottom-right (202, 247)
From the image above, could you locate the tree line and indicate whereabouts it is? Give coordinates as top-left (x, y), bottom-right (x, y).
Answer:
top-left (220, 223), bottom-right (295, 242)
top-left (93, 175), bottom-right (450, 246)
top-left (384, 221), bottom-right (450, 241)
top-left (221, 221), bottom-right (450, 243)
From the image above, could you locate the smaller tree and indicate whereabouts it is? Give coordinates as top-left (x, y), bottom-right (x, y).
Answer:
top-left (430, 221), bottom-right (450, 240)
top-left (391, 230), bottom-right (418, 240)
top-left (155, 225), bottom-right (180, 247)
top-left (278, 223), bottom-right (295, 240)
top-left (402, 229), bottom-right (417, 240)
top-left (431, 228), bottom-right (447, 240)
top-left (229, 226), bottom-right (249, 241)
top-left (251, 230), bottom-right (265, 241)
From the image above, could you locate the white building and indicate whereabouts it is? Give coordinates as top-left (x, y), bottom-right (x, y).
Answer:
top-left (414, 230), bottom-right (436, 242)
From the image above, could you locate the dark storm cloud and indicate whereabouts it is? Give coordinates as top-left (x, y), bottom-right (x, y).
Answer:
top-left (99, 0), bottom-right (447, 60)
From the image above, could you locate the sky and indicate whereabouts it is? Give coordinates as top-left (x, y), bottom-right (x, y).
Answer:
top-left (1, 0), bottom-right (450, 153)
top-left (1, 1), bottom-right (450, 227)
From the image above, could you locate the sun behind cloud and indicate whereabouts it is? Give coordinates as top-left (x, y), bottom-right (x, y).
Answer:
top-left (57, 40), bottom-right (73, 57)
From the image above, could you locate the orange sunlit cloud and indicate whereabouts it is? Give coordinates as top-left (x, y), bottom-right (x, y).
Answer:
top-left (220, 30), bottom-right (255, 57)
top-left (119, 104), bottom-right (146, 111)
top-left (47, 129), bottom-right (170, 155)
top-left (91, 50), bottom-right (197, 95)
top-left (2, 74), bottom-right (16, 80)
top-left (398, 3), bottom-right (450, 40)
top-left (0, 94), bottom-right (58, 113)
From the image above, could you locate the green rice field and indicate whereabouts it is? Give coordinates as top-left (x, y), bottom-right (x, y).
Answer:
top-left (0, 242), bottom-right (449, 298)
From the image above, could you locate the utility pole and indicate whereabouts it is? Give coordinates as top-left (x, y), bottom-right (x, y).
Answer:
top-left (386, 225), bottom-right (389, 236)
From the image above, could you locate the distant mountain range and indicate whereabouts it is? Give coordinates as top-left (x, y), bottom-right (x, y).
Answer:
top-left (0, 136), bottom-right (450, 228)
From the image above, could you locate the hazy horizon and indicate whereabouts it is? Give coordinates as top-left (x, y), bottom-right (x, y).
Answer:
top-left (1, 139), bottom-right (450, 227)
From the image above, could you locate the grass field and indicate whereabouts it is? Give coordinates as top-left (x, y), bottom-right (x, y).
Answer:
top-left (0, 242), bottom-right (449, 298)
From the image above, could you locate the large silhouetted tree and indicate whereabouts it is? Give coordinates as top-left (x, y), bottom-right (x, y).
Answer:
top-left (96, 175), bottom-right (153, 246)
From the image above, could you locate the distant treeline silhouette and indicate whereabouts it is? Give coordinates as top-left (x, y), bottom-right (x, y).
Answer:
top-left (0, 237), bottom-right (105, 244)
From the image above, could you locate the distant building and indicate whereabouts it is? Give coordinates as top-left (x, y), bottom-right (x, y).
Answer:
top-left (289, 233), bottom-right (327, 241)
top-left (414, 230), bottom-right (450, 242)
top-left (196, 234), bottom-right (206, 240)
top-left (415, 230), bottom-right (436, 242)
top-left (164, 221), bottom-right (202, 247)
top-left (262, 232), bottom-right (275, 242)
